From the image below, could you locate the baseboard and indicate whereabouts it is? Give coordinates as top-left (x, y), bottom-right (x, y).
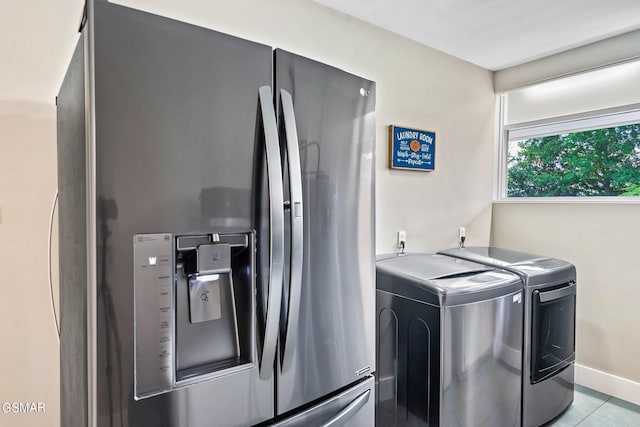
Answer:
top-left (575, 363), bottom-right (640, 405)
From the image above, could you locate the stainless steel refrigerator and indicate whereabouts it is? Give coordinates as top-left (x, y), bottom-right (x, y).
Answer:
top-left (56, 1), bottom-right (376, 426)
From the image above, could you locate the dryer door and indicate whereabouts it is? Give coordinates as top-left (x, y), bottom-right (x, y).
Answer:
top-left (531, 281), bottom-right (576, 384)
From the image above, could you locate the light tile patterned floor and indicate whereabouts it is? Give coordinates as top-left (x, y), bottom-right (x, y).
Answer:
top-left (548, 385), bottom-right (640, 426)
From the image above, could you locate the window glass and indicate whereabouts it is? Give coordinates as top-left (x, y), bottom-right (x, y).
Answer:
top-left (507, 122), bottom-right (640, 197)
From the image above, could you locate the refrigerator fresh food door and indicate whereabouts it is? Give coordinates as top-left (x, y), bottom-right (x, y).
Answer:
top-left (87, 1), bottom-right (274, 426)
top-left (274, 49), bottom-right (376, 415)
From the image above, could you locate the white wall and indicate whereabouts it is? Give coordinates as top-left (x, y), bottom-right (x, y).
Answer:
top-left (0, 2), bottom-right (78, 425)
top-left (0, 0), bottom-right (496, 426)
top-left (0, 101), bottom-right (60, 426)
top-left (494, 29), bottom-right (640, 92)
top-left (491, 202), bottom-right (640, 397)
top-left (495, 56), bottom-right (640, 403)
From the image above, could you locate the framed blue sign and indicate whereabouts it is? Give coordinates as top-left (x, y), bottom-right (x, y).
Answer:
top-left (389, 125), bottom-right (435, 171)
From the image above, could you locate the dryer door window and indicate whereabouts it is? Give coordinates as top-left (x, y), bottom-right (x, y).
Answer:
top-left (531, 282), bottom-right (576, 384)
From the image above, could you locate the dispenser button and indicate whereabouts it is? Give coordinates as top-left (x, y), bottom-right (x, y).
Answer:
top-left (197, 244), bottom-right (231, 274)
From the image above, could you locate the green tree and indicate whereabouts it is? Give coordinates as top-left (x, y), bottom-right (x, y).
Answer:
top-left (621, 183), bottom-right (640, 196)
top-left (507, 124), bottom-right (640, 197)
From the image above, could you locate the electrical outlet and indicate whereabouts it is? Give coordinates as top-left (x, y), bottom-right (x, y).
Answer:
top-left (458, 227), bottom-right (466, 243)
top-left (397, 230), bottom-right (406, 248)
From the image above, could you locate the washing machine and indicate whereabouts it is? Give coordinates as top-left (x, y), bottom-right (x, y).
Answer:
top-left (375, 253), bottom-right (523, 427)
top-left (438, 247), bottom-right (576, 427)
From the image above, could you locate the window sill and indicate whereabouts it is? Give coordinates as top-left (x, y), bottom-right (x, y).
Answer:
top-left (494, 197), bottom-right (640, 204)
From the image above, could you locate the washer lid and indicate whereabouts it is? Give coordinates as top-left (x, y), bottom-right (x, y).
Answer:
top-left (376, 253), bottom-right (522, 306)
top-left (438, 246), bottom-right (575, 286)
top-left (376, 253), bottom-right (490, 281)
top-left (439, 246), bottom-right (546, 266)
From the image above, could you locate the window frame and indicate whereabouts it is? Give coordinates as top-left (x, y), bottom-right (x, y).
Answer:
top-left (495, 97), bottom-right (640, 203)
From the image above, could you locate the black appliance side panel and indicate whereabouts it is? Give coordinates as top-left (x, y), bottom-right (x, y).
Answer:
top-left (57, 34), bottom-right (88, 427)
top-left (376, 289), bottom-right (440, 427)
top-left (92, 1), bottom-right (273, 426)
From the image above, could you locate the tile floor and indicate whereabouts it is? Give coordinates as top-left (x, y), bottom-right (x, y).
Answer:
top-left (548, 385), bottom-right (640, 426)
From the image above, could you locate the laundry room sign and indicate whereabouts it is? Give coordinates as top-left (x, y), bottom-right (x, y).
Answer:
top-left (389, 125), bottom-right (435, 171)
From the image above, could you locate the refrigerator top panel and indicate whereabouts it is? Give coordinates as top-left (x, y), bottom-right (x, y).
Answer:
top-left (438, 247), bottom-right (576, 287)
top-left (376, 253), bottom-right (522, 306)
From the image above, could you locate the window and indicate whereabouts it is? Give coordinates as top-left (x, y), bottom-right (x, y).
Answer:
top-left (499, 106), bottom-right (640, 199)
top-left (496, 60), bottom-right (640, 200)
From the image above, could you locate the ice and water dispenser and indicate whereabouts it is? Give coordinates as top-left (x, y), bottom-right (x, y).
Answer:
top-left (133, 231), bottom-right (255, 399)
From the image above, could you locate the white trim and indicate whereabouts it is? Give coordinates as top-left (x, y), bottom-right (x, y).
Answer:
top-left (504, 102), bottom-right (640, 131)
top-left (493, 95), bottom-right (507, 200)
top-left (507, 108), bottom-right (640, 142)
top-left (494, 197), bottom-right (640, 204)
top-left (575, 363), bottom-right (640, 406)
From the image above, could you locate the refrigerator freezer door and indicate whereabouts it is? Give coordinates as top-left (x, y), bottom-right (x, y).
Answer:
top-left (275, 50), bottom-right (376, 414)
top-left (272, 376), bottom-right (375, 427)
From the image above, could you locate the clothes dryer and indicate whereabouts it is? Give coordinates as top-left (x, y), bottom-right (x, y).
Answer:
top-left (439, 247), bottom-right (576, 427)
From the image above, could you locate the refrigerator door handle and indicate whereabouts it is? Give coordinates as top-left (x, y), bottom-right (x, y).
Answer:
top-left (320, 388), bottom-right (371, 427)
top-left (258, 85), bottom-right (285, 380)
top-left (280, 89), bottom-right (303, 373)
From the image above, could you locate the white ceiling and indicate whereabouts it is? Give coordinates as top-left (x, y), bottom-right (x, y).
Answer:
top-left (314, 0), bottom-right (640, 70)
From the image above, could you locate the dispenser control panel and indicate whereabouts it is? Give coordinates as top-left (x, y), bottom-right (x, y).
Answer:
top-left (134, 231), bottom-right (254, 399)
top-left (133, 233), bottom-right (174, 399)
